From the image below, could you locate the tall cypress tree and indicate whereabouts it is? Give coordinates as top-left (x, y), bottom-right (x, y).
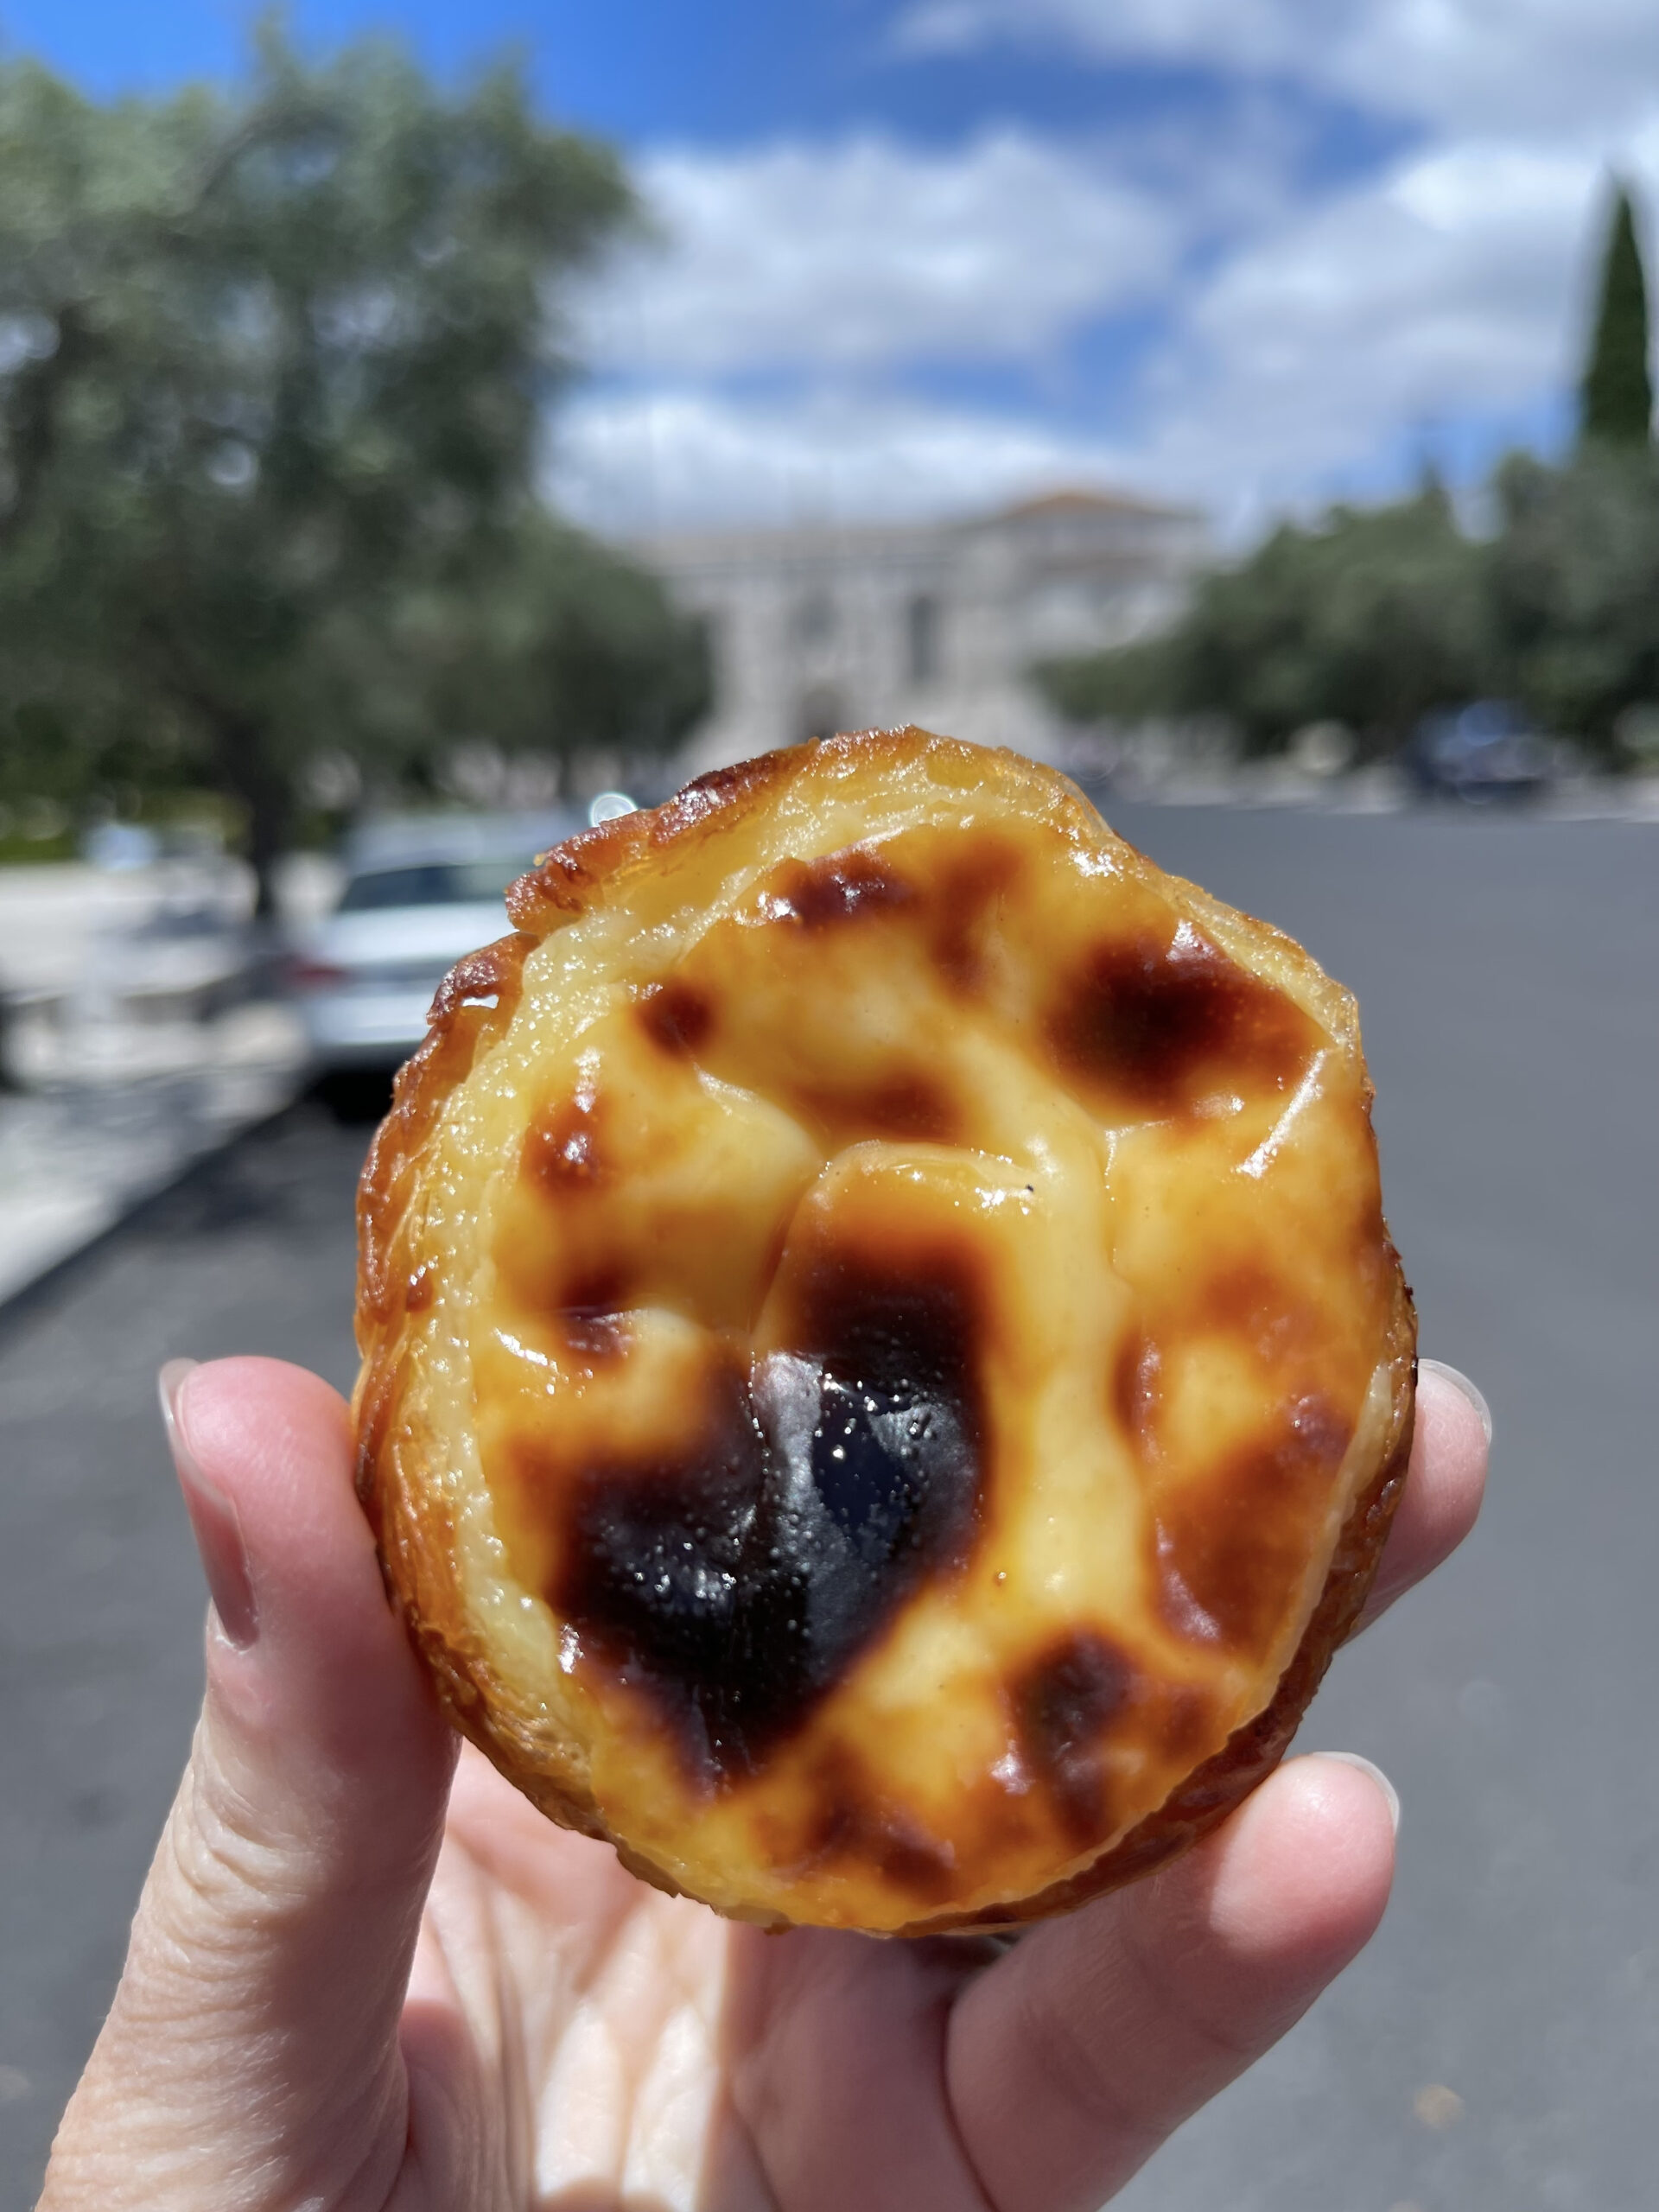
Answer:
top-left (1580, 181), bottom-right (1654, 448)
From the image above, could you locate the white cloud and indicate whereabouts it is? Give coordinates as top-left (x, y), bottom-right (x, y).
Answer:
top-left (893, 0), bottom-right (1659, 138)
top-left (1085, 133), bottom-right (1649, 537)
top-left (576, 130), bottom-right (1176, 375)
top-left (550, 385), bottom-right (1141, 534)
top-left (550, 1), bottom-right (1659, 541)
top-left (1316, 0), bottom-right (1659, 137)
top-left (1191, 141), bottom-right (1599, 415)
top-left (556, 125), bottom-right (1654, 543)
top-left (894, 0), bottom-right (1327, 76)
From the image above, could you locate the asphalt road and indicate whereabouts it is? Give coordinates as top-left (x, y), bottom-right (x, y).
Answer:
top-left (2, 803), bottom-right (1656, 2212)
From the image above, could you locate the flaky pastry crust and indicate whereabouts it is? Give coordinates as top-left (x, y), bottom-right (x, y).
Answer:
top-left (354, 729), bottom-right (1414, 1934)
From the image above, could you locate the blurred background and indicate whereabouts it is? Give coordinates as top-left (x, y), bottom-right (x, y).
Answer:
top-left (1, 6), bottom-right (1656, 2209)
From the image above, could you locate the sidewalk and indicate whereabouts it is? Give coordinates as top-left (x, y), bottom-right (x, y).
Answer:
top-left (1, 857), bottom-right (311, 1306)
top-left (0, 1030), bottom-right (308, 1307)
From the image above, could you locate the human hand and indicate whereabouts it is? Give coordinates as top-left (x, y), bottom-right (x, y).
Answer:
top-left (40, 1353), bottom-right (1486, 2212)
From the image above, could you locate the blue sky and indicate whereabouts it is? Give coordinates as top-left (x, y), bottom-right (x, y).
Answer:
top-left (0, 0), bottom-right (1401, 151)
top-left (6, 1), bottom-right (1656, 539)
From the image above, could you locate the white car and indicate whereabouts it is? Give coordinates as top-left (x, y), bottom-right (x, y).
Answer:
top-left (286, 810), bottom-right (591, 1072)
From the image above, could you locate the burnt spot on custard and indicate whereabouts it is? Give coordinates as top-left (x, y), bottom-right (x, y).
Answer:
top-left (759, 847), bottom-right (915, 931)
top-left (1155, 1394), bottom-right (1353, 1656)
top-left (1014, 1630), bottom-right (1136, 1843)
top-left (1201, 1264), bottom-right (1284, 1335)
top-left (852, 1076), bottom-right (959, 1141)
top-left (1112, 1331), bottom-right (1160, 1452)
top-left (927, 833), bottom-right (1026, 994)
top-left (556, 1306), bottom-right (630, 1364)
top-left (1195, 1265), bottom-right (1325, 1370)
top-left (636, 979), bottom-right (715, 1056)
top-left (549, 1249), bottom-right (986, 1785)
top-left (524, 1081), bottom-right (608, 1192)
top-left (786, 1073), bottom-right (960, 1147)
top-left (798, 1747), bottom-right (958, 1899)
top-left (1048, 919), bottom-right (1321, 1113)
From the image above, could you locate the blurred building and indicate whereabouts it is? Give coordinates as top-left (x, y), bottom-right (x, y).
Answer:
top-left (637, 488), bottom-right (1209, 772)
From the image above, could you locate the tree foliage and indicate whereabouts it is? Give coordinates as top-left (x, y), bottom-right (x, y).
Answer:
top-left (1580, 182), bottom-right (1654, 450)
top-left (1039, 487), bottom-right (1492, 756)
top-left (1039, 452), bottom-right (1659, 762)
top-left (1488, 447), bottom-right (1659, 742)
top-left (0, 30), bottom-right (708, 898)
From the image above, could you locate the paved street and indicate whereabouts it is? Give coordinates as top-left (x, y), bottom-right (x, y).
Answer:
top-left (0, 1101), bottom-right (376, 2205)
top-left (2, 804), bottom-right (1656, 2210)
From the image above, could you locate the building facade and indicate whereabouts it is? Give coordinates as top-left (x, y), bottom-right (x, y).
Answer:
top-left (637, 489), bottom-right (1209, 772)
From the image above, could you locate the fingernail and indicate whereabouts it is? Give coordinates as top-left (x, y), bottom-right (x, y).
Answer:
top-left (1321, 1751), bottom-right (1401, 1835)
top-left (1419, 1359), bottom-right (1493, 1447)
top-left (159, 1360), bottom-right (257, 1649)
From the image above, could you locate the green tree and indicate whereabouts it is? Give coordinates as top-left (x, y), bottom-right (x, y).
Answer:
top-left (1038, 486), bottom-right (1491, 755)
top-left (0, 29), bottom-right (707, 904)
top-left (1488, 446), bottom-right (1659, 748)
top-left (1580, 181), bottom-right (1654, 450)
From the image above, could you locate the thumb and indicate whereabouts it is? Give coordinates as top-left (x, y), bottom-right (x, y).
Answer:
top-left (42, 1357), bottom-right (456, 2212)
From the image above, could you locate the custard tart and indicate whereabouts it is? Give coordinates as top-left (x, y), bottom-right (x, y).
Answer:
top-left (354, 729), bottom-right (1414, 1934)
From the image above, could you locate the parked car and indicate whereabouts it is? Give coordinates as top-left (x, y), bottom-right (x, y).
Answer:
top-left (1408, 701), bottom-right (1554, 804)
top-left (285, 808), bottom-right (597, 1073)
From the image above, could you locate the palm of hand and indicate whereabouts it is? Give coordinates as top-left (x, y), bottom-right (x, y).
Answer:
top-left (407, 1746), bottom-right (992, 2212)
top-left (41, 1356), bottom-right (1486, 2212)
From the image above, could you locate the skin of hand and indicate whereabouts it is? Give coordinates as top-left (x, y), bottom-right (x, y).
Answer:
top-left (39, 1354), bottom-right (1487, 2212)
